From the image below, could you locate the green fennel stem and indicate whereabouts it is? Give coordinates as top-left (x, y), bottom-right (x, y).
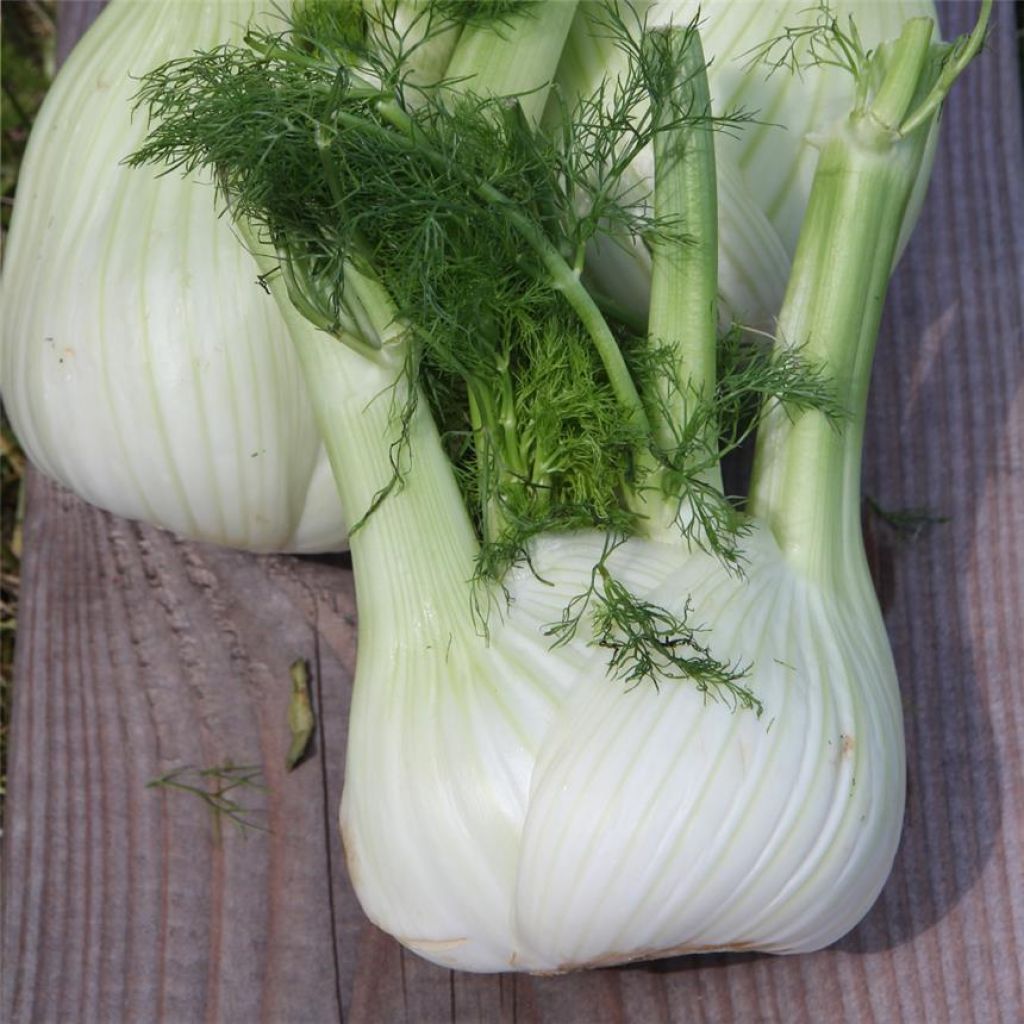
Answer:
top-left (230, 174), bottom-right (480, 636)
top-left (748, 18), bottom-right (940, 582)
top-left (900, 0), bottom-right (992, 136)
top-left (642, 26), bottom-right (721, 538)
top-left (280, 280), bottom-right (481, 641)
top-left (302, 333), bottom-right (480, 638)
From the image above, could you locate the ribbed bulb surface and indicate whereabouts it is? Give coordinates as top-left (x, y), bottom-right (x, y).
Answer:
top-left (340, 526), bottom-right (904, 972)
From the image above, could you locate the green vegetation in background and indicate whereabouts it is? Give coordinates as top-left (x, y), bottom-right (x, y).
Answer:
top-left (146, 763), bottom-right (268, 843)
top-left (2, 1), bottom-right (56, 240)
top-left (1, 0), bottom-right (57, 821)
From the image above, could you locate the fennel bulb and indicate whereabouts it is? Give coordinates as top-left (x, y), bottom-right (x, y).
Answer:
top-left (0, 0), bottom-right (347, 552)
top-left (2, 0), bottom-right (935, 555)
top-left (128, 0), bottom-right (988, 973)
top-left (337, 510), bottom-right (900, 970)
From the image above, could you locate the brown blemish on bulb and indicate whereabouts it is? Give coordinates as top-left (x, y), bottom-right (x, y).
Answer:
top-left (339, 818), bottom-right (362, 890)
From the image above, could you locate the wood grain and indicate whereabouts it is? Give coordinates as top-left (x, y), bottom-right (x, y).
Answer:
top-left (3, 3), bottom-right (1022, 1022)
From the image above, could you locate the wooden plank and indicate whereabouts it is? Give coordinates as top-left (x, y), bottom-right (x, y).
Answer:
top-left (2, 476), bottom-right (364, 1023)
top-left (3, 2), bottom-right (1022, 1022)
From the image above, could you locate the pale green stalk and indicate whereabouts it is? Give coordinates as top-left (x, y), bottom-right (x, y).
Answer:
top-left (295, 324), bottom-right (481, 636)
top-left (444, 2), bottom-right (579, 123)
top-left (238, 220), bottom-right (480, 629)
top-left (642, 26), bottom-right (721, 538)
top-left (748, 14), bottom-right (983, 583)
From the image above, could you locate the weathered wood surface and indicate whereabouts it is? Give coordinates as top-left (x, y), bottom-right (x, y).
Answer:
top-left (3, 3), bottom-right (1022, 1022)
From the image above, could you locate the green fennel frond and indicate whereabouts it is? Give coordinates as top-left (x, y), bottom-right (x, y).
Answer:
top-left (431, 0), bottom-right (536, 27)
top-left (742, 2), bottom-right (868, 83)
top-left (864, 496), bottom-right (949, 540)
top-left (289, 0), bottom-right (368, 57)
top-left (545, 538), bottom-right (759, 710)
top-left (146, 762), bottom-right (267, 840)
top-left (593, 570), bottom-right (759, 712)
top-left (347, 345), bottom-right (423, 534)
top-left (568, 5), bottom-right (757, 256)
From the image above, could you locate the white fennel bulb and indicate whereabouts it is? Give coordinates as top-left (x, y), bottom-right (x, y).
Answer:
top-left (335, 9), bottom-right (972, 972)
top-left (338, 516), bottom-right (901, 971)
top-left (1, 0), bottom-right (347, 552)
